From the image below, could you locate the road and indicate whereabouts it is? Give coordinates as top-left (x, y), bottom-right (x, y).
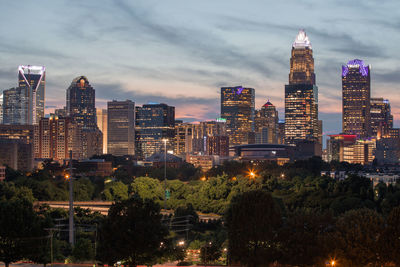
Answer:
top-left (36, 201), bottom-right (221, 222)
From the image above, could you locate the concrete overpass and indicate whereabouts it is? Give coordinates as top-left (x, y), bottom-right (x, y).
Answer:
top-left (37, 201), bottom-right (221, 222)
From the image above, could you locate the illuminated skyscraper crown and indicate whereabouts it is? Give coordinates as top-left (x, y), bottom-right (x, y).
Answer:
top-left (293, 29), bottom-right (312, 49)
top-left (342, 59), bottom-right (369, 77)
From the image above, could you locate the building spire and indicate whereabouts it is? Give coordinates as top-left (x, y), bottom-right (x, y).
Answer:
top-left (293, 29), bottom-right (312, 49)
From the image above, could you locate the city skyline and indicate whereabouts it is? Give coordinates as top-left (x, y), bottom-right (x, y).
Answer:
top-left (0, 0), bottom-right (400, 140)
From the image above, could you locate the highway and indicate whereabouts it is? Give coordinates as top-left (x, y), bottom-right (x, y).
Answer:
top-left (37, 201), bottom-right (221, 222)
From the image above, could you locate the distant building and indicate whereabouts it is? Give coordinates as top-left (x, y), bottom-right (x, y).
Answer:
top-left (66, 76), bottom-right (97, 130)
top-left (0, 124), bottom-right (35, 144)
top-left (54, 106), bottom-right (68, 117)
top-left (0, 139), bottom-right (33, 171)
top-left (135, 103), bottom-right (175, 159)
top-left (0, 93), bottom-right (3, 124)
top-left (285, 30), bottom-right (318, 145)
top-left (174, 121), bottom-right (194, 156)
top-left (0, 166), bottom-right (5, 181)
top-left (343, 138), bottom-right (376, 165)
top-left (370, 98), bottom-right (393, 138)
top-left (327, 134), bottom-right (357, 162)
top-left (75, 159), bottom-right (112, 177)
top-left (207, 136), bottom-right (229, 157)
top-left (365, 173), bottom-right (400, 186)
top-left (231, 144), bottom-right (293, 165)
top-left (186, 154), bottom-right (219, 172)
top-left (107, 100), bottom-right (135, 156)
top-left (17, 65), bottom-right (46, 125)
top-left (342, 59), bottom-right (371, 138)
top-left (254, 101), bottom-right (279, 144)
top-left (96, 109), bottom-right (108, 154)
top-left (35, 115), bottom-right (82, 160)
top-left (147, 153), bottom-right (183, 168)
top-left (2, 87), bottom-right (24, 125)
top-left (375, 138), bottom-right (400, 165)
top-left (221, 86), bottom-right (255, 146)
top-left (81, 128), bottom-right (103, 158)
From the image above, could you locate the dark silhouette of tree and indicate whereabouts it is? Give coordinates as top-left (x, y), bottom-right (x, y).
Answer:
top-left (380, 207), bottom-right (400, 265)
top-left (332, 209), bottom-right (384, 266)
top-left (225, 190), bottom-right (282, 267)
top-left (97, 196), bottom-right (168, 266)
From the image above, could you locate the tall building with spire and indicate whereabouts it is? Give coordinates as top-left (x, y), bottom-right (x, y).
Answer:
top-left (342, 59), bottom-right (371, 138)
top-left (284, 30), bottom-right (318, 145)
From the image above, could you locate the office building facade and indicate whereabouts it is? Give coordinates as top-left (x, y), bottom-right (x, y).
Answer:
top-left (254, 101), bottom-right (279, 144)
top-left (370, 98), bottom-right (393, 138)
top-left (107, 100), bottom-right (135, 156)
top-left (135, 103), bottom-right (175, 159)
top-left (221, 86), bottom-right (255, 146)
top-left (285, 30), bottom-right (318, 145)
top-left (66, 76), bottom-right (96, 130)
top-left (342, 59), bottom-right (371, 138)
top-left (97, 109), bottom-right (108, 154)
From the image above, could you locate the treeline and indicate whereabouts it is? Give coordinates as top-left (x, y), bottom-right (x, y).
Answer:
top-left (226, 190), bottom-right (400, 266)
top-left (4, 157), bottom-right (400, 215)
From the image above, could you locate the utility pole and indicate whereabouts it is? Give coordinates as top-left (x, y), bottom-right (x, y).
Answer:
top-left (68, 150), bottom-right (74, 246)
top-left (163, 139), bottom-right (167, 211)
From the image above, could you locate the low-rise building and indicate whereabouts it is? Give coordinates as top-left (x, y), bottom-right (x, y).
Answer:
top-left (186, 154), bottom-right (219, 172)
top-left (0, 166), bottom-right (5, 181)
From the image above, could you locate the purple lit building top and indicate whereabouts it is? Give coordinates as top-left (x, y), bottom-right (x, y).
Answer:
top-left (232, 87), bottom-right (244, 95)
top-left (342, 59), bottom-right (369, 77)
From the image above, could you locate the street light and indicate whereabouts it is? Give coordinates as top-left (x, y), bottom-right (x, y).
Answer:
top-left (330, 260), bottom-right (335, 266)
top-left (162, 139), bottom-right (168, 211)
top-left (247, 169), bottom-right (256, 179)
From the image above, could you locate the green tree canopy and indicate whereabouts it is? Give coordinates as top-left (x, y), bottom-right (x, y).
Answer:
top-left (225, 190), bottom-right (282, 267)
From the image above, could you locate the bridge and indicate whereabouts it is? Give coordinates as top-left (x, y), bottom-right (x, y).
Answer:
top-left (37, 201), bottom-right (221, 222)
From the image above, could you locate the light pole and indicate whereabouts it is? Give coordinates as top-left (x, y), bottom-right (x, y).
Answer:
top-left (68, 150), bottom-right (74, 246)
top-left (163, 139), bottom-right (167, 211)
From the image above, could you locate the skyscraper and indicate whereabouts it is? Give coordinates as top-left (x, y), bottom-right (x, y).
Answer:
top-left (254, 101), bottom-right (279, 144)
top-left (107, 100), bottom-right (135, 156)
top-left (221, 86), bottom-right (255, 146)
top-left (2, 87), bottom-right (23, 125)
top-left (342, 59), bottom-right (371, 138)
top-left (135, 103), bottom-right (175, 159)
top-left (18, 65), bottom-right (46, 125)
top-left (370, 98), bottom-right (393, 138)
top-left (66, 76), bottom-right (96, 130)
top-left (35, 115), bottom-right (82, 160)
top-left (285, 30), bottom-right (318, 145)
top-left (97, 109), bottom-right (108, 154)
top-left (0, 93), bottom-right (3, 124)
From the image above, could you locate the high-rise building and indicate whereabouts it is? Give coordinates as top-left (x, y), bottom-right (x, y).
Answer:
top-left (207, 136), bottom-right (229, 157)
top-left (135, 103), bottom-right (175, 159)
top-left (327, 134), bottom-right (357, 162)
top-left (3, 87), bottom-right (24, 125)
top-left (174, 121), bottom-right (194, 157)
top-left (97, 109), bottom-right (108, 154)
top-left (370, 98), bottom-right (393, 138)
top-left (254, 101), bottom-right (279, 144)
top-left (0, 93), bottom-right (3, 124)
top-left (66, 76), bottom-right (96, 130)
top-left (343, 139), bottom-right (376, 165)
top-left (35, 115), bottom-right (82, 160)
top-left (342, 59), bottom-right (371, 138)
top-left (285, 30), bottom-right (318, 145)
top-left (221, 86), bottom-right (255, 146)
top-left (107, 100), bottom-right (135, 156)
top-left (18, 65), bottom-right (46, 125)
top-left (0, 124), bottom-right (35, 171)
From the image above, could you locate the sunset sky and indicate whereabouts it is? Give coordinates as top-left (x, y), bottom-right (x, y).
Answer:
top-left (0, 0), bottom-right (399, 138)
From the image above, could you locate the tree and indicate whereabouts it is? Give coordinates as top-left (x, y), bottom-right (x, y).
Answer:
top-left (332, 209), bottom-right (384, 266)
top-left (225, 190), bottom-right (282, 267)
top-left (200, 242), bottom-right (221, 264)
top-left (130, 177), bottom-right (163, 201)
top-left (0, 200), bottom-right (40, 267)
top-left (101, 181), bottom-right (128, 201)
top-left (380, 207), bottom-right (400, 265)
top-left (278, 211), bottom-right (335, 266)
top-left (97, 196), bottom-right (169, 266)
